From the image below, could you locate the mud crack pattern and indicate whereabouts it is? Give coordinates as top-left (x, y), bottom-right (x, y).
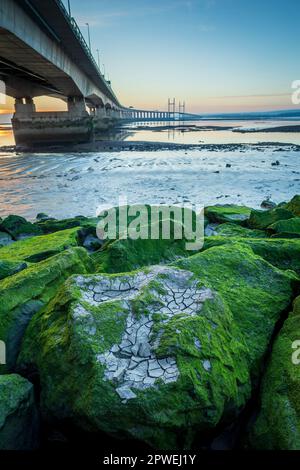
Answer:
top-left (75, 266), bottom-right (213, 402)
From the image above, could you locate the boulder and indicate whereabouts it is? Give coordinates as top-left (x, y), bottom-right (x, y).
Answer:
top-left (0, 227), bottom-right (81, 263)
top-left (0, 374), bottom-right (39, 450)
top-left (284, 195), bottom-right (300, 216)
top-left (0, 215), bottom-right (42, 240)
top-left (0, 247), bottom-right (94, 372)
top-left (260, 199), bottom-right (276, 210)
top-left (268, 217), bottom-right (300, 237)
top-left (248, 208), bottom-right (293, 230)
top-left (248, 296), bottom-right (300, 449)
top-left (0, 260), bottom-right (27, 280)
top-left (205, 205), bottom-right (251, 225)
top-left (17, 244), bottom-right (296, 449)
top-left (36, 213), bottom-right (55, 222)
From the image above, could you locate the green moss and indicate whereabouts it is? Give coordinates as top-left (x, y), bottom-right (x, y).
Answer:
top-left (202, 236), bottom-right (300, 275)
top-left (36, 216), bottom-right (99, 234)
top-left (0, 260), bottom-right (27, 280)
top-left (93, 235), bottom-right (191, 274)
top-left (0, 247), bottom-right (94, 372)
top-left (248, 295), bottom-right (300, 449)
top-left (284, 195), bottom-right (300, 216)
top-left (93, 213), bottom-right (201, 273)
top-left (0, 227), bottom-right (80, 263)
top-left (214, 223), bottom-right (267, 238)
top-left (0, 374), bottom-right (39, 450)
top-left (0, 215), bottom-right (42, 240)
top-left (248, 207), bottom-right (294, 230)
top-left (205, 205), bottom-right (251, 225)
top-left (176, 244), bottom-right (297, 375)
top-left (268, 217), bottom-right (300, 237)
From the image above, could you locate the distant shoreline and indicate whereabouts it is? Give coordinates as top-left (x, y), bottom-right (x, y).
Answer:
top-left (234, 125), bottom-right (300, 133)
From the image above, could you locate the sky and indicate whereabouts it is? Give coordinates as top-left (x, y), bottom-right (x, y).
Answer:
top-left (1, 0), bottom-right (300, 113)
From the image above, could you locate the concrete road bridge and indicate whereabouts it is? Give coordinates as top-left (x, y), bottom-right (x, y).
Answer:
top-left (0, 0), bottom-right (199, 145)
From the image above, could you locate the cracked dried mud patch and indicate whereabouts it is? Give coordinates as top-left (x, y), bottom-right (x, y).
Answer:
top-left (75, 266), bottom-right (213, 401)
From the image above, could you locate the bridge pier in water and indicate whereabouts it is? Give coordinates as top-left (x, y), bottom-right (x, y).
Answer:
top-left (11, 96), bottom-right (123, 147)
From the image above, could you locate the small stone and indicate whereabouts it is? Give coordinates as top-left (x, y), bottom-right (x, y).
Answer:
top-left (202, 360), bottom-right (211, 371)
top-left (115, 386), bottom-right (137, 400)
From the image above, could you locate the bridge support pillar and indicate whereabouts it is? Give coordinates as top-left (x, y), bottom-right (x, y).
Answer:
top-left (12, 95), bottom-right (94, 147)
top-left (14, 97), bottom-right (36, 116)
top-left (67, 96), bottom-right (88, 116)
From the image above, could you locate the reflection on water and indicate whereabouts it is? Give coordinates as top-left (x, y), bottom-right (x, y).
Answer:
top-left (1, 119), bottom-right (300, 147)
top-left (0, 126), bottom-right (14, 146)
top-left (124, 120), bottom-right (300, 145)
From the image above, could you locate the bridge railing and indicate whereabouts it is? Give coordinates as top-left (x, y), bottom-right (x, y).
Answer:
top-left (55, 0), bottom-right (117, 99)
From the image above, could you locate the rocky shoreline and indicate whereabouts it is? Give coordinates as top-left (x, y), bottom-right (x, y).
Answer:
top-left (1, 140), bottom-right (300, 154)
top-left (0, 196), bottom-right (300, 450)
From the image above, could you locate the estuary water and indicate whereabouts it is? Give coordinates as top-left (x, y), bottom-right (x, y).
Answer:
top-left (0, 119), bottom-right (299, 220)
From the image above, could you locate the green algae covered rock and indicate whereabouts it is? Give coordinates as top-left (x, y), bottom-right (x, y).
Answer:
top-left (205, 205), bottom-right (251, 225)
top-left (92, 206), bottom-right (202, 273)
top-left (213, 223), bottom-right (267, 239)
top-left (36, 216), bottom-right (99, 234)
top-left (0, 215), bottom-right (42, 240)
top-left (93, 236), bottom-right (191, 273)
top-left (203, 236), bottom-right (300, 275)
top-left (17, 244), bottom-right (296, 449)
top-left (0, 260), bottom-right (27, 280)
top-left (0, 227), bottom-right (81, 263)
top-left (284, 195), bottom-right (300, 216)
top-left (0, 374), bottom-right (39, 449)
top-left (248, 296), bottom-right (300, 449)
top-left (268, 217), bottom-right (300, 237)
top-left (0, 248), bottom-right (94, 372)
top-left (248, 207), bottom-right (293, 230)
top-left (92, 219), bottom-right (198, 273)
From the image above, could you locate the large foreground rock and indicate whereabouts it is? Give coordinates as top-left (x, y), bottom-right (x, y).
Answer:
top-left (18, 244), bottom-right (296, 448)
top-left (0, 374), bottom-right (39, 449)
top-left (0, 248), bottom-right (94, 372)
top-left (248, 296), bottom-right (300, 449)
